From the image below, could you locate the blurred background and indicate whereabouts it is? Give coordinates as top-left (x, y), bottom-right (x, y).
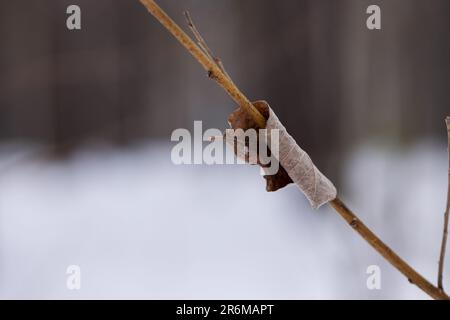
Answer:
top-left (0, 0), bottom-right (449, 299)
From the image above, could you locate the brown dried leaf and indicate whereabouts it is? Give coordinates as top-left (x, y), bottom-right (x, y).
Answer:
top-left (227, 100), bottom-right (293, 192)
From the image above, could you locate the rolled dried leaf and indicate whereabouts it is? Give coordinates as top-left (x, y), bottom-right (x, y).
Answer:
top-left (228, 101), bottom-right (293, 192)
top-left (228, 100), bottom-right (337, 208)
top-left (265, 102), bottom-right (337, 208)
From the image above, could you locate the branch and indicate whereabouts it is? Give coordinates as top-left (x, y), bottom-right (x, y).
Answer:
top-left (139, 0), bottom-right (449, 300)
top-left (183, 11), bottom-right (231, 80)
top-left (139, 0), bottom-right (266, 128)
top-left (330, 198), bottom-right (448, 300)
top-left (438, 117), bottom-right (450, 291)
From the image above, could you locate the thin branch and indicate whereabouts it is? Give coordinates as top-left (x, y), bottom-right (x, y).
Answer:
top-left (438, 117), bottom-right (450, 291)
top-left (139, 0), bottom-right (449, 300)
top-left (139, 0), bottom-right (266, 128)
top-left (183, 11), bottom-right (231, 80)
top-left (330, 198), bottom-right (448, 300)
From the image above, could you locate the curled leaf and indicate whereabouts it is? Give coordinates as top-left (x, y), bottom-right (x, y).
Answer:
top-left (227, 100), bottom-right (293, 192)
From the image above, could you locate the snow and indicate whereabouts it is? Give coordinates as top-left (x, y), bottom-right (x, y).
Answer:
top-left (0, 140), bottom-right (447, 299)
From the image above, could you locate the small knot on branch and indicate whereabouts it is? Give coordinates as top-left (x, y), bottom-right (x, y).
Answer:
top-left (208, 69), bottom-right (217, 80)
top-left (350, 218), bottom-right (359, 228)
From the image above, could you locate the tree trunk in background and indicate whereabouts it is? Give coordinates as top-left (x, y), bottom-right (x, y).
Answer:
top-left (0, 1), bottom-right (54, 142)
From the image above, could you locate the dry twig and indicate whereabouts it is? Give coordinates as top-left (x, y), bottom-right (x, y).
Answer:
top-left (140, 0), bottom-right (266, 128)
top-left (183, 11), bottom-right (231, 80)
top-left (438, 117), bottom-right (450, 291)
top-left (139, 0), bottom-right (450, 300)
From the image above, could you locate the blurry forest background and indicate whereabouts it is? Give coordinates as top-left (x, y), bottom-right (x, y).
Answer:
top-left (0, 0), bottom-right (449, 299)
top-left (1, 0), bottom-right (449, 180)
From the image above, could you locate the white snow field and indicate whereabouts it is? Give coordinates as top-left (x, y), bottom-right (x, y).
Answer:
top-left (0, 140), bottom-right (447, 299)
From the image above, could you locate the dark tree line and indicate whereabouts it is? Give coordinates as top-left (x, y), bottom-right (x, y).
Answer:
top-left (1, 0), bottom-right (449, 180)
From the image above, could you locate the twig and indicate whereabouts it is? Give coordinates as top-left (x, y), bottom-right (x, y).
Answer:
top-left (139, 0), bottom-right (266, 128)
top-left (330, 198), bottom-right (448, 300)
top-left (139, 0), bottom-right (450, 300)
top-left (183, 11), bottom-right (231, 80)
top-left (438, 117), bottom-right (450, 291)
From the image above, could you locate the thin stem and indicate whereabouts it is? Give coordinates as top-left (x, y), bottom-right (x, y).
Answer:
top-left (330, 198), bottom-right (448, 300)
top-left (139, 0), bottom-right (449, 300)
top-left (139, 0), bottom-right (266, 128)
top-left (183, 11), bottom-right (231, 80)
top-left (438, 117), bottom-right (450, 291)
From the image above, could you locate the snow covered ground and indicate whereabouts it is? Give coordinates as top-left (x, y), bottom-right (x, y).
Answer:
top-left (0, 140), bottom-right (447, 299)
